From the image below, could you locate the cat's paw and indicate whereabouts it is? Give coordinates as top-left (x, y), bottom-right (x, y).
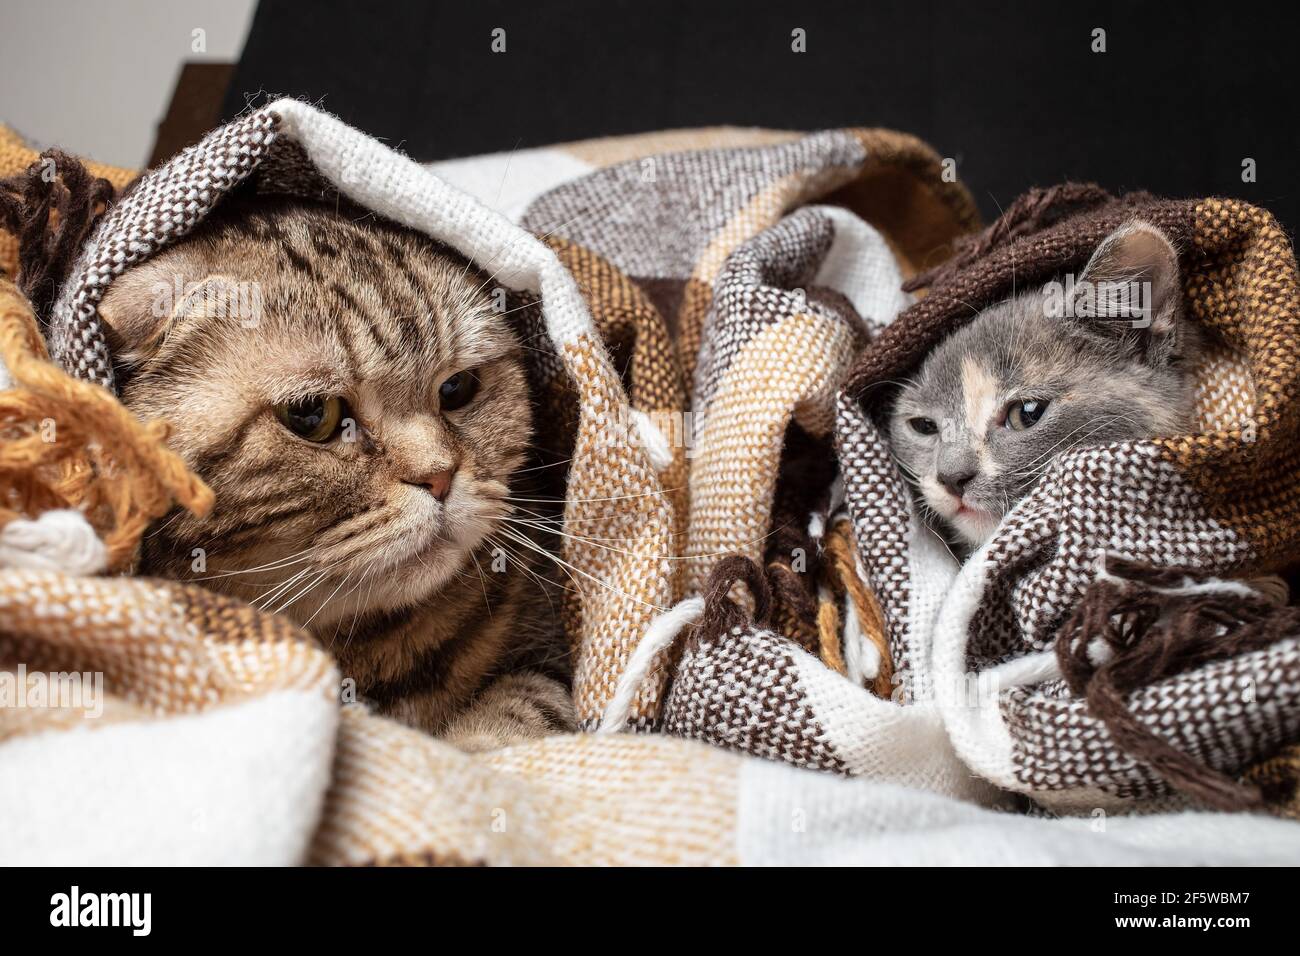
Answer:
top-left (440, 672), bottom-right (576, 753)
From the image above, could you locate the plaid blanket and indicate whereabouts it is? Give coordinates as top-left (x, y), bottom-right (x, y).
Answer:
top-left (2, 102), bottom-right (1299, 864)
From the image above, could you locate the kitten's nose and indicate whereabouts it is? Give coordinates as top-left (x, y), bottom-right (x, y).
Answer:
top-left (410, 467), bottom-right (457, 501)
top-left (938, 469), bottom-right (976, 498)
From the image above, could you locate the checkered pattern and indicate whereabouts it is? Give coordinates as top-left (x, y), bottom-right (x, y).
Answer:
top-left (48, 110), bottom-right (280, 388)
top-left (24, 103), bottom-right (1300, 820)
top-left (7, 108), bottom-right (1300, 863)
top-left (840, 192), bottom-right (1300, 809)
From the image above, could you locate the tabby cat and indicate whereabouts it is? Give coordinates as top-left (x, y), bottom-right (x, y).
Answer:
top-left (890, 220), bottom-right (1202, 550)
top-left (98, 196), bottom-right (575, 750)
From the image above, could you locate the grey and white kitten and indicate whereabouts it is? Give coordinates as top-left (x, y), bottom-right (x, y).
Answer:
top-left (890, 221), bottom-right (1202, 549)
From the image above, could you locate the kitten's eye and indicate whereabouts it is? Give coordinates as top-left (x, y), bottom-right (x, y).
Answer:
top-left (275, 395), bottom-right (346, 442)
top-left (438, 370), bottom-right (481, 412)
top-left (1005, 399), bottom-right (1049, 431)
top-left (908, 417), bottom-right (939, 436)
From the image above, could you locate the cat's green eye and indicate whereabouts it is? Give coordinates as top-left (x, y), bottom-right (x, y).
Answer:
top-left (1005, 399), bottom-right (1049, 431)
top-left (908, 416), bottom-right (939, 436)
top-left (275, 395), bottom-right (346, 442)
top-left (439, 369), bottom-right (481, 412)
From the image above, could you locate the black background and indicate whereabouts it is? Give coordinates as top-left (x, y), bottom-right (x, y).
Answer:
top-left (10, 868), bottom-right (1287, 938)
top-left (223, 0), bottom-right (1299, 235)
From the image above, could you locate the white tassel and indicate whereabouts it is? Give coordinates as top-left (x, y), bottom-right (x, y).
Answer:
top-left (842, 591), bottom-right (880, 685)
top-left (599, 596), bottom-right (705, 733)
top-left (983, 648), bottom-right (1063, 690)
top-left (0, 510), bottom-right (108, 576)
top-left (630, 409), bottom-right (674, 472)
top-left (1095, 554), bottom-right (1268, 602)
top-left (806, 477), bottom-right (847, 542)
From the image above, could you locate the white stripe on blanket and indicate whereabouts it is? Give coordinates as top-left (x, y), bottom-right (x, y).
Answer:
top-left (737, 758), bottom-right (1300, 865)
top-left (0, 690), bottom-right (337, 865)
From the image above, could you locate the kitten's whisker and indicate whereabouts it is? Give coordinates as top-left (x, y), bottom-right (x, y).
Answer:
top-left (1003, 413), bottom-right (1145, 478)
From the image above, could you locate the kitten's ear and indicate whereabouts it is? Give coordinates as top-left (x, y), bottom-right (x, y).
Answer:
top-left (1071, 220), bottom-right (1183, 344)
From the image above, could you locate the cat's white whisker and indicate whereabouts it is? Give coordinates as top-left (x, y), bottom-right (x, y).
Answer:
top-left (504, 486), bottom-right (685, 505)
top-left (272, 569), bottom-right (331, 618)
top-left (495, 526), bottom-right (669, 613)
top-left (301, 565), bottom-right (358, 630)
top-left (189, 544), bottom-right (319, 582)
top-left (249, 567), bottom-right (311, 610)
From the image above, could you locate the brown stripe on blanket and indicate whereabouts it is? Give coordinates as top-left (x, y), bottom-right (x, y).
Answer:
top-left (836, 182), bottom-right (1300, 810)
top-left (544, 236), bottom-right (691, 574)
top-left (663, 556), bottom-right (851, 773)
top-left (825, 128), bottom-right (983, 280)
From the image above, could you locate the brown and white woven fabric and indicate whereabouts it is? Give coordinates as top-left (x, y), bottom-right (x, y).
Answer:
top-left (6, 103), bottom-right (1300, 865)
top-left (838, 188), bottom-right (1300, 812)
top-left (8, 550), bottom-right (1298, 865)
top-left (511, 127), bottom-right (978, 745)
top-left (29, 105), bottom-right (980, 741)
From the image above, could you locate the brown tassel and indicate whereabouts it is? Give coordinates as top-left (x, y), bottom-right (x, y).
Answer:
top-left (1241, 744), bottom-right (1300, 820)
top-left (902, 182), bottom-right (1116, 293)
top-left (1056, 557), bottom-right (1300, 811)
top-left (0, 148), bottom-right (118, 324)
top-left (823, 519), bottom-right (894, 698)
top-left (695, 555), bottom-right (774, 643)
top-left (815, 597), bottom-right (847, 676)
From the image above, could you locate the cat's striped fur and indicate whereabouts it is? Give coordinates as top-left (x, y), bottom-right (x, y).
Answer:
top-left (98, 197), bottom-right (574, 749)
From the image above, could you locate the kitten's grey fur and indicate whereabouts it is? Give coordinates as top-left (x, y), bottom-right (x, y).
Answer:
top-left (890, 221), bottom-right (1202, 549)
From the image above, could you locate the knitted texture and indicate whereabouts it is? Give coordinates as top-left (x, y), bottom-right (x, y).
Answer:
top-left (839, 187), bottom-right (1300, 810)
top-left (0, 280), bottom-right (211, 570)
top-left (6, 102), bottom-right (1300, 849)
top-left (0, 125), bottom-right (136, 283)
top-left (516, 127), bottom-right (973, 732)
top-left (31, 105), bottom-right (975, 738)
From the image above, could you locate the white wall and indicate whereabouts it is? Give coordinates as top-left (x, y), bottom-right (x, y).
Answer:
top-left (0, 0), bottom-right (257, 169)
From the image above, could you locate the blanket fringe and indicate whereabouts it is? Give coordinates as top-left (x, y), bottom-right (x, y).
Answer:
top-left (599, 596), bottom-right (705, 734)
top-left (1058, 554), bottom-right (1300, 812)
top-left (0, 280), bottom-right (213, 571)
top-left (824, 519), bottom-right (893, 698)
top-left (902, 182), bottom-right (1118, 294)
top-left (0, 149), bottom-right (119, 322)
top-left (1241, 743), bottom-right (1300, 820)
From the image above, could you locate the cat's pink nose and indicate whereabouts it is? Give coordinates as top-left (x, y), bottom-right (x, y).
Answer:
top-left (415, 467), bottom-right (456, 501)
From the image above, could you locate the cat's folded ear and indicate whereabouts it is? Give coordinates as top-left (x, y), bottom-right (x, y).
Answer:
top-left (99, 260), bottom-right (250, 369)
top-left (1060, 220), bottom-right (1186, 361)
